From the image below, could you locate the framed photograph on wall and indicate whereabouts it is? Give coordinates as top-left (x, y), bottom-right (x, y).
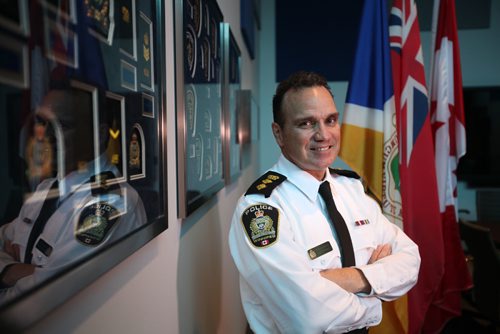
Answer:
top-left (116, 0), bottom-right (137, 60)
top-left (240, 0), bottom-right (255, 59)
top-left (221, 23), bottom-right (242, 184)
top-left (0, 33), bottom-right (29, 89)
top-left (84, 0), bottom-right (115, 45)
top-left (176, 0), bottom-right (224, 218)
top-left (238, 89), bottom-right (253, 169)
top-left (0, 1), bottom-right (168, 330)
top-left (129, 123), bottom-right (146, 180)
top-left (0, 0), bottom-right (30, 36)
top-left (138, 11), bottom-right (155, 92)
top-left (44, 16), bottom-right (79, 69)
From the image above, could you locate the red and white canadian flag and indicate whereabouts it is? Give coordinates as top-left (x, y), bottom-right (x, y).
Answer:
top-left (427, 0), bottom-right (473, 332)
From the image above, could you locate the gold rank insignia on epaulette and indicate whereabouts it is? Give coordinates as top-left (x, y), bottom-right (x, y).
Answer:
top-left (329, 168), bottom-right (361, 179)
top-left (245, 171), bottom-right (286, 198)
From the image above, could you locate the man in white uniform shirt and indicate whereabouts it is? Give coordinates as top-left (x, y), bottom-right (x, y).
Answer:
top-left (0, 88), bottom-right (146, 303)
top-left (229, 71), bottom-right (420, 333)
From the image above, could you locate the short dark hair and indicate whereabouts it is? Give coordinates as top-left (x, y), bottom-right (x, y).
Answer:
top-left (272, 71), bottom-right (333, 127)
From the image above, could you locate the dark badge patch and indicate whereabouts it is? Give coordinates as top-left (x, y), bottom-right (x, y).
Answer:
top-left (75, 202), bottom-right (119, 246)
top-left (241, 204), bottom-right (279, 248)
top-left (308, 241), bottom-right (333, 260)
top-left (245, 171), bottom-right (286, 198)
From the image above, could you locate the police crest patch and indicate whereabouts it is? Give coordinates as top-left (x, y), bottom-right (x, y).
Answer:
top-left (75, 202), bottom-right (119, 246)
top-left (241, 204), bottom-right (279, 248)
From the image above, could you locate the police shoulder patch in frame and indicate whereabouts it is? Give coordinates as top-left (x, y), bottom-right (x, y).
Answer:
top-left (75, 202), bottom-right (119, 246)
top-left (241, 203), bottom-right (279, 248)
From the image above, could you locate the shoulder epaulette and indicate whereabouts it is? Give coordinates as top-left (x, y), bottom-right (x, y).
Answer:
top-left (90, 171), bottom-right (120, 196)
top-left (245, 171), bottom-right (286, 198)
top-left (329, 168), bottom-right (360, 179)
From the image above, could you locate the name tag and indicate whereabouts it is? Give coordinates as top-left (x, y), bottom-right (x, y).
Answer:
top-left (308, 241), bottom-right (333, 260)
top-left (36, 238), bottom-right (53, 257)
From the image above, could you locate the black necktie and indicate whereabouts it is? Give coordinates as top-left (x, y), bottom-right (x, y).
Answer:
top-left (24, 180), bottom-right (60, 264)
top-left (318, 181), bottom-right (355, 267)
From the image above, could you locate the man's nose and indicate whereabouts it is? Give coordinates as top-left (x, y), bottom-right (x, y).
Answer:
top-left (314, 123), bottom-right (329, 141)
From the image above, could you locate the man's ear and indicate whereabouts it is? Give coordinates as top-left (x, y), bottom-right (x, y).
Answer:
top-left (272, 122), bottom-right (283, 147)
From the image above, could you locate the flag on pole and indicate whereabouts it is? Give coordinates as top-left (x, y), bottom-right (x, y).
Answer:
top-left (340, 0), bottom-right (407, 332)
top-left (389, 0), bottom-right (446, 333)
top-left (425, 0), bottom-right (473, 332)
top-left (340, 0), bottom-right (402, 227)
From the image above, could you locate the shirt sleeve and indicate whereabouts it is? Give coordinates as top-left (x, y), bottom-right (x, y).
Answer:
top-left (229, 196), bottom-right (382, 334)
top-left (356, 194), bottom-right (421, 301)
top-left (0, 187), bottom-right (147, 303)
top-left (0, 222), bottom-right (18, 273)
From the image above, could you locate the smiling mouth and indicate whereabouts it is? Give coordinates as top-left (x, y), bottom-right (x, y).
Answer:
top-left (311, 146), bottom-right (332, 151)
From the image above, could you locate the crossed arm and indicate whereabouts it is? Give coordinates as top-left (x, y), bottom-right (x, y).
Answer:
top-left (320, 243), bottom-right (392, 294)
top-left (0, 241), bottom-right (36, 287)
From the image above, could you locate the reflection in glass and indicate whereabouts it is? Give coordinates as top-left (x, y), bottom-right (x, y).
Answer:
top-left (0, 88), bottom-right (147, 304)
top-left (0, 0), bottom-right (164, 316)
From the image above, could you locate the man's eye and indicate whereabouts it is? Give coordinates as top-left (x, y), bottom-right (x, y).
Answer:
top-left (327, 117), bottom-right (338, 125)
top-left (298, 120), bottom-right (313, 128)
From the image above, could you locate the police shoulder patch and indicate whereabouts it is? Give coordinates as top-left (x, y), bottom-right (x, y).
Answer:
top-left (245, 171), bottom-right (286, 198)
top-left (329, 168), bottom-right (360, 179)
top-left (75, 202), bottom-right (119, 246)
top-left (241, 203), bottom-right (279, 248)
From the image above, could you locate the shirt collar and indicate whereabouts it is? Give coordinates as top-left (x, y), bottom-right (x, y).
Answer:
top-left (58, 154), bottom-right (116, 199)
top-left (275, 154), bottom-right (327, 203)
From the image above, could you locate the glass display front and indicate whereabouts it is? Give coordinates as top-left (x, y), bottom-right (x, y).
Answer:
top-left (0, 0), bottom-right (166, 327)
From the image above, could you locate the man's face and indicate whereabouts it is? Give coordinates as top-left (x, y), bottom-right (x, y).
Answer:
top-left (272, 86), bottom-right (340, 181)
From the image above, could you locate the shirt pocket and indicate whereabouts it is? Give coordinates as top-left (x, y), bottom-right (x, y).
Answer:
top-left (351, 225), bottom-right (376, 266)
top-left (12, 216), bottom-right (36, 247)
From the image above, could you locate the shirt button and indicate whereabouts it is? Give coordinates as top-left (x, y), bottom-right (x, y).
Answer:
top-left (320, 259), bottom-right (326, 265)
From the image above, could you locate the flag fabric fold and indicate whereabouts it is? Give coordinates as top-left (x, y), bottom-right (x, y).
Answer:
top-left (342, 0), bottom-right (470, 332)
top-left (340, 0), bottom-right (402, 227)
top-left (340, 0), bottom-right (406, 332)
top-left (426, 0), bottom-right (473, 332)
top-left (389, 0), bottom-right (446, 332)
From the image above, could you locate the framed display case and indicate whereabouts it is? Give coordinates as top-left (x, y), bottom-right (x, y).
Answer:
top-left (176, 0), bottom-right (224, 218)
top-left (0, 0), bottom-right (167, 330)
top-left (0, 0), bottom-right (30, 36)
top-left (237, 89), bottom-right (253, 169)
top-left (221, 23), bottom-right (242, 184)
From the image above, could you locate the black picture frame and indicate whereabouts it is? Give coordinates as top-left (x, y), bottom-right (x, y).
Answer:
top-left (240, 0), bottom-right (255, 59)
top-left (0, 0), bottom-right (168, 330)
top-left (176, 0), bottom-right (224, 218)
top-left (0, 0), bottom-right (30, 36)
top-left (0, 33), bottom-right (28, 89)
top-left (221, 23), bottom-right (242, 184)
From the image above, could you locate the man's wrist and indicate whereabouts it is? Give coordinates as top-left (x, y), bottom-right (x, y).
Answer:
top-left (0, 264), bottom-right (15, 288)
top-left (354, 268), bottom-right (372, 294)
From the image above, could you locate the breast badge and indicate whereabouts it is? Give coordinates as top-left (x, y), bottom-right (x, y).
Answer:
top-left (241, 204), bottom-right (279, 248)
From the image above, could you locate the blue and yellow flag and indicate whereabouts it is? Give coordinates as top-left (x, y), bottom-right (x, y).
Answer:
top-left (339, 0), bottom-right (406, 332)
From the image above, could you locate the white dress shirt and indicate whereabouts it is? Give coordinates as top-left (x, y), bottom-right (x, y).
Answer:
top-left (0, 155), bottom-right (147, 302)
top-left (229, 155), bottom-right (420, 333)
